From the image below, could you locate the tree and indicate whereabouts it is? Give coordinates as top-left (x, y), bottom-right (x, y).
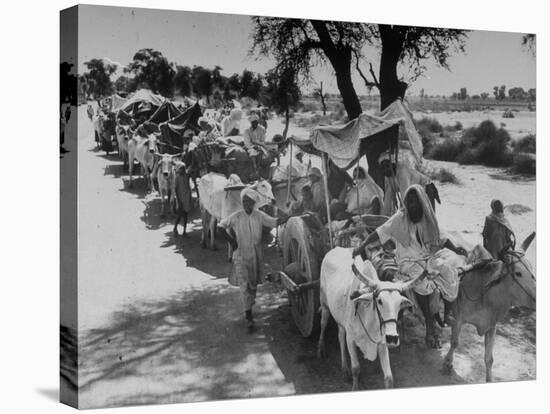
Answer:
top-left (174, 65), bottom-right (192, 97)
top-left (125, 48), bottom-right (175, 97)
top-left (528, 88), bottom-right (536, 102)
top-left (522, 34), bottom-right (536, 56)
top-left (480, 92), bottom-right (489, 100)
top-left (313, 81), bottom-right (328, 115)
top-left (191, 66), bottom-right (213, 102)
top-left (83, 58), bottom-right (117, 98)
top-left (508, 87), bottom-right (527, 100)
top-left (260, 68), bottom-right (301, 138)
top-left (493, 86), bottom-right (499, 100)
top-left (419, 88), bottom-right (425, 100)
top-left (250, 19), bottom-right (468, 186)
top-left (114, 75), bottom-right (131, 95)
top-left (459, 87), bottom-right (468, 100)
top-left (211, 65), bottom-right (225, 90)
top-left (227, 74), bottom-right (241, 95)
top-left (498, 85), bottom-right (506, 100)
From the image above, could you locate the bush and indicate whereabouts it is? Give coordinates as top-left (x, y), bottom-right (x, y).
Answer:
top-left (510, 154), bottom-right (536, 175)
top-left (299, 100), bottom-right (321, 113)
top-left (426, 167), bottom-right (460, 184)
top-left (513, 134), bottom-right (536, 154)
top-left (427, 138), bottom-right (466, 161)
top-left (416, 117), bottom-right (444, 135)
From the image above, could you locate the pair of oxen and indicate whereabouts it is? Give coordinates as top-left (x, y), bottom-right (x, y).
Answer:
top-left (318, 232), bottom-right (535, 390)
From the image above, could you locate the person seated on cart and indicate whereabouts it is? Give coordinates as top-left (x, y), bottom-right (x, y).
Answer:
top-left (308, 167), bottom-right (328, 221)
top-left (288, 185), bottom-right (321, 217)
top-left (198, 116), bottom-right (221, 143)
top-left (243, 114), bottom-right (266, 148)
top-left (221, 108), bottom-right (242, 137)
top-left (353, 184), bottom-right (467, 326)
top-left (336, 166), bottom-right (384, 217)
top-left (218, 188), bottom-right (289, 332)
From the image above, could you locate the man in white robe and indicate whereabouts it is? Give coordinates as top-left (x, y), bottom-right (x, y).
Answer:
top-left (218, 188), bottom-right (288, 331)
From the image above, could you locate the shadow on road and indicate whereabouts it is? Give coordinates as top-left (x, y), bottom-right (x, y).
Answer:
top-left (78, 283), bottom-right (290, 407)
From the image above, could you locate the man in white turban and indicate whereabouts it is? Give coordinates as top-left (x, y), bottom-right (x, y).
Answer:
top-left (218, 188), bottom-right (288, 331)
top-left (243, 113), bottom-right (266, 147)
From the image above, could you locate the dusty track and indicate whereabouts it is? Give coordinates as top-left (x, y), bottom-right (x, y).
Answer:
top-left (74, 105), bottom-right (535, 409)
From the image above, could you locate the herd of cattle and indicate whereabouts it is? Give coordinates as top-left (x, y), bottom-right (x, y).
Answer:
top-left (86, 98), bottom-right (536, 391)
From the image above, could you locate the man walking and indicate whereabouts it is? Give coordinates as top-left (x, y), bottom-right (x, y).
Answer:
top-left (218, 188), bottom-right (288, 331)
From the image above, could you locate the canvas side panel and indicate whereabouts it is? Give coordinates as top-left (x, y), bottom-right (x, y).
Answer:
top-left (60, 5), bottom-right (79, 409)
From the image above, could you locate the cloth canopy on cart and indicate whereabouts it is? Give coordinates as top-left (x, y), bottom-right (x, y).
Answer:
top-left (294, 100), bottom-right (423, 170)
top-left (119, 89), bottom-right (165, 118)
top-left (109, 94), bottom-right (128, 113)
top-left (157, 102), bottom-right (203, 153)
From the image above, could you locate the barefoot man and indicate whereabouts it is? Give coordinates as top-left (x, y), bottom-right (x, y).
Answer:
top-left (218, 188), bottom-right (288, 331)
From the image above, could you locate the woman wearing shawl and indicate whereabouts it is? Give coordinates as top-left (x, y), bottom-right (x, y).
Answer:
top-left (218, 188), bottom-right (288, 332)
top-left (354, 184), bottom-right (467, 325)
top-left (342, 167), bottom-right (384, 215)
top-left (482, 199), bottom-right (515, 260)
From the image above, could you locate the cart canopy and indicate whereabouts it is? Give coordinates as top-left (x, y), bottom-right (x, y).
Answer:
top-left (119, 89), bottom-right (166, 117)
top-left (294, 100), bottom-right (423, 169)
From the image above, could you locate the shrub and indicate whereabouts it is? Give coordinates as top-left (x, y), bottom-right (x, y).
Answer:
top-left (427, 138), bottom-right (466, 161)
top-left (513, 134), bottom-right (536, 154)
top-left (456, 148), bottom-right (479, 165)
top-left (416, 117), bottom-right (444, 135)
top-left (425, 167), bottom-right (460, 184)
top-left (299, 100), bottom-right (321, 112)
top-left (510, 154), bottom-right (536, 175)
top-left (436, 168), bottom-right (460, 184)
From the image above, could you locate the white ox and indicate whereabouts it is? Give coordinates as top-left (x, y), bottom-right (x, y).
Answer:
top-left (115, 125), bottom-right (133, 168)
top-left (155, 153), bottom-right (182, 217)
top-left (128, 133), bottom-right (158, 191)
top-left (318, 247), bottom-right (420, 390)
top-left (198, 172), bottom-right (275, 259)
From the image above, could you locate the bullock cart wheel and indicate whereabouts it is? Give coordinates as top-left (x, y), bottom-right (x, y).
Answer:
top-left (281, 217), bottom-right (321, 337)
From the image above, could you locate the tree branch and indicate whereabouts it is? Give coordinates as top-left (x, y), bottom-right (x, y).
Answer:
top-left (353, 49), bottom-right (379, 90)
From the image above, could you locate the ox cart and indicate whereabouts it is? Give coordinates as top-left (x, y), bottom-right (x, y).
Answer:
top-left (270, 100), bottom-right (425, 337)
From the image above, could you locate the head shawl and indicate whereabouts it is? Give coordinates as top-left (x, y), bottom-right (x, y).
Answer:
top-left (488, 199), bottom-right (514, 233)
top-left (248, 113), bottom-right (259, 123)
top-left (400, 184), bottom-right (441, 249)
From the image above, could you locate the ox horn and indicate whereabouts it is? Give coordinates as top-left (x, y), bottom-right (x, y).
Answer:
top-left (351, 263), bottom-right (378, 289)
top-left (519, 231), bottom-right (536, 253)
top-left (399, 271), bottom-right (426, 292)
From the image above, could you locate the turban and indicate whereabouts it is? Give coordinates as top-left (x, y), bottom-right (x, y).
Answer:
top-left (198, 116), bottom-right (209, 124)
top-left (240, 187), bottom-right (259, 204)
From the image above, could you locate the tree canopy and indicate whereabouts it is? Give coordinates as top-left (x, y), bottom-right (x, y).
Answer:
top-left (125, 48), bottom-right (175, 97)
top-left (82, 58), bottom-right (117, 98)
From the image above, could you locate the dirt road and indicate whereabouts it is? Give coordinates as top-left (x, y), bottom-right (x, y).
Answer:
top-left (75, 106), bottom-right (535, 409)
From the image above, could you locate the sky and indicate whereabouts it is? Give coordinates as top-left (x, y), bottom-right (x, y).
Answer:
top-left (77, 5), bottom-right (536, 97)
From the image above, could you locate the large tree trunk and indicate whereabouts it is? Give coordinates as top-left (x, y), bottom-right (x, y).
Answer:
top-left (366, 25), bottom-right (409, 189)
top-left (310, 21), bottom-right (362, 120)
top-left (333, 57), bottom-right (362, 120)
